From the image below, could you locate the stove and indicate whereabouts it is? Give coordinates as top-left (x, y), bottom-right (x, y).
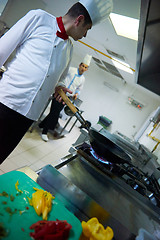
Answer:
top-left (75, 142), bottom-right (160, 208)
top-left (37, 139), bottom-right (160, 239)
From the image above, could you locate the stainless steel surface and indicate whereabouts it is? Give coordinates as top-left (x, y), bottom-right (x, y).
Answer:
top-left (37, 164), bottom-right (135, 240)
top-left (37, 127), bottom-right (160, 239)
top-left (136, 0), bottom-right (160, 96)
top-left (56, 154), bottom-right (160, 236)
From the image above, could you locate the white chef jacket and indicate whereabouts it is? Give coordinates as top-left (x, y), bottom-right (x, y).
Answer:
top-left (0, 9), bottom-right (73, 120)
top-left (57, 67), bottom-right (85, 97)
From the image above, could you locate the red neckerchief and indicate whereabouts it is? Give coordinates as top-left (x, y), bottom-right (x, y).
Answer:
top-left (56, 17), bottom-right (68, 40)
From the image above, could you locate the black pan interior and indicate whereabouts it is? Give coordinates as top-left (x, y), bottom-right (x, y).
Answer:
top-left (89, 129), bottom-right (131, 163)
top-left (64, 106), bottom-right (79, 116)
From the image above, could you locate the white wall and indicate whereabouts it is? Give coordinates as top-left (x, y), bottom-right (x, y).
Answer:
top-left (70, 52), bottom-right (160, 140)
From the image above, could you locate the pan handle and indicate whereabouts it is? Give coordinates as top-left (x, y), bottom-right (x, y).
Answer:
top-left (58, 89), bottom-right (90, 130)
top-left (58, 89), bottom-right (78, 114)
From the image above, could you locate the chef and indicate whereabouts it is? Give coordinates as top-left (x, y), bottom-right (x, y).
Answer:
top-left (39, 54), bottom-right (92, 142)
top-left (0, 0), bottom-right (113, 164)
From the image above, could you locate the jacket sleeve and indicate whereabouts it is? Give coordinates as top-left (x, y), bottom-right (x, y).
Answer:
top-left (0, 10), bottom-right (40, 68)
top-left (56, 53), bottom-right (72, 88)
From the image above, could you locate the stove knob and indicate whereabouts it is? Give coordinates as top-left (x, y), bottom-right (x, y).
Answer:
top-left (146, 192), bottom-right (157, 206)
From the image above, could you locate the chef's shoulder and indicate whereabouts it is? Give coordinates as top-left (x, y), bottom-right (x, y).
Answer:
top-left (69, 67), bottom-right (77, 73)
top-left (26, 9), bottom-right (56, 21)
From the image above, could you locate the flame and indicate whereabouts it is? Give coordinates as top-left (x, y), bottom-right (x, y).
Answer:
top-left (90, 147), bottom-right (111, 165)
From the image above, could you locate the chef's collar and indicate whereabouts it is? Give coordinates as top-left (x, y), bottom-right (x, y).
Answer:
top-left (56, 17), bottom-right (68, 40)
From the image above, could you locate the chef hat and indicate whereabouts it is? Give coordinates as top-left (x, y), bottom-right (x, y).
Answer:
top-left (82, 54), bottom-right (92, 66)
top-left (79, 0), bottom-right (113, 25)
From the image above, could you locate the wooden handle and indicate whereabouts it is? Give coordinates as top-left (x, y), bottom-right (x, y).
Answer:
top-left (58, 89), bottom-right (78, 114)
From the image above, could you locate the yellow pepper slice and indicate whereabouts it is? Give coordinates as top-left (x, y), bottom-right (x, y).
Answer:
top-left (81, 217), bottom-right (114, 240)
top-left (28, 187), bottom-right (54, 220)
top-left (15, 181), bottom-right (23, 193)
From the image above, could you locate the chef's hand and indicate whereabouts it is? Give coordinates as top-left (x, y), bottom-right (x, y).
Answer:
top-left (73, 93), bottom-right (78, 100)
top-left (54, 86), bottom-right (72, 104)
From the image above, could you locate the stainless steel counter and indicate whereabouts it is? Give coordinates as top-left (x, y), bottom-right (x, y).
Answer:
top-left (57, 156), bottom-right (160, 231)
top-left (37, 163), bottom-right (135, 240)
top-left (37, 152), bottom-right (160, 240)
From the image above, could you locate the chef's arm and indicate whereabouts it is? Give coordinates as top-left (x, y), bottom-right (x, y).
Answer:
top-left (73, 93), bottom-right (78, 100)
top-left (73, 89), bottom-right (80, 99)
top-left (0, 10), bottom-right (42, 68)
top-left (54, 57), bottom-right (73, 102)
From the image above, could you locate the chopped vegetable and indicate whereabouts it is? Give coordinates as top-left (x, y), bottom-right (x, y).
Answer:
top-left (0, 191), bottom-right (9, 197)
top-left (19, 210), bottom-right (27, 215)
top-left (5, 207), bottom-right (12, 215)
top-left (30, 219), bottom-right (72, 240)
top-left (81, 217), bottom-right (114, 240)
top-left (0, 223), bottom-right (8, 239)
top-left (10, 194), bottom-right (15, 202)
top-left (5, 207), bottom-right (17, 216)
top-left (15, 181), bottom-right (23, 193)
top-left (28, 187), bottom-right (54, 220)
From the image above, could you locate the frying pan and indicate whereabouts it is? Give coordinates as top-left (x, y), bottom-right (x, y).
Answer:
top-left (64, 97), bottom-right (79, 116)
top-left (64, 105), bottom-right (79, 116)
top-left (58, 89), bottom-right (131, 163)
top-left (89, 129), bottom-right (131, 163)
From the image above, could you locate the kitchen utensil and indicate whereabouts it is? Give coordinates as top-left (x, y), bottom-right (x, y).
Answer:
top-left (64, 105), bottom-right (79, 116)
top-left (89, 129), bottom-right (131, 163)
top-left (58, 89), bottom-right (131, 163)
top-left (0, 171), bottom-right (82, 240)
top-left (64, 96), bottom-right (78, 116)
top-left (58, 89), bottom-right (90, 130)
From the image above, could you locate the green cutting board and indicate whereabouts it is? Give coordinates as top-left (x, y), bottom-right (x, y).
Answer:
top-left (0, 171), bottom-right (82, 240)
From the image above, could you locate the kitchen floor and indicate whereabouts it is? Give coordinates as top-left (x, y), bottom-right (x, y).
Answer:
top-left (0, 117), bottom-right (81, 175)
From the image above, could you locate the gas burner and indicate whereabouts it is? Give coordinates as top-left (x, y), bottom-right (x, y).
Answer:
top-left (90, 147), bottom-right (111, 165)
top-left (75, 142), bottom-right (160, 207)
top-left (126, 178), bottom-right (146, 195)
top-left (120, 164), bottom-right (148, 181)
